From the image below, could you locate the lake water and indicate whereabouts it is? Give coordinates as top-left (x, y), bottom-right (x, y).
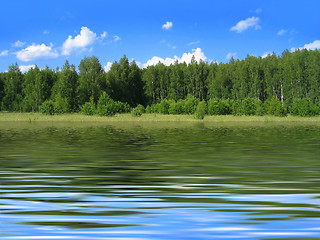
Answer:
top-left (1, 121), bottom-right (320, 240)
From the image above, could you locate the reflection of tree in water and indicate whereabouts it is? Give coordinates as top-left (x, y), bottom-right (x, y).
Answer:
top-left (1, 124), bottom-right (320, 191)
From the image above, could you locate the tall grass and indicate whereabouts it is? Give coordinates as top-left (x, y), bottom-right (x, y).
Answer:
top-left (1, 112), bottom-right (320, 123)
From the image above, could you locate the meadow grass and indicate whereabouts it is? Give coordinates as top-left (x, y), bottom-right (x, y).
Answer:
top-left (1, 112), bottom-right (320, 123)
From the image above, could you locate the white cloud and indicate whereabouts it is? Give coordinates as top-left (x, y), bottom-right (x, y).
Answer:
top-left (62, 26), bottom-right (97, 55)
top-left (100, 31), bottom-right (107, 40)
top-left (167, 43), bottom-right (176, 49)
top-left (187, 40), bottom-right (200, 46)
top-left (0, 50), bottom-right (9, 57)
top-left (13, 40), bottom-right (26, 48)
top-left (143, 48), bottom-right (207, 68)
top-left (103, 61), bottom-right (113, 72)
top-left (113, 35), bottom-right (121, 42)
top-left (162, 21), bottom-right (173, 30)
top-left (19, 65), bottom-right (36, 73)
top-left (292, 40), bottom-right (320, 52)
top-left (251, 8), bottom-right (262, 14)
top-left (16, 43), bottom-right (59, 62)
top-left (262, 52), bottom-right (272, 58)
top-left (301, 40), bottom-right (320, 50)
top-left (230, 16), bottom-right (261, 33)
top-left (277, 29), bottom-right (286, 36)
top-left (226, 52), bottom-right (237, 60)
top-left (43, 30), bottom-right (49, 35)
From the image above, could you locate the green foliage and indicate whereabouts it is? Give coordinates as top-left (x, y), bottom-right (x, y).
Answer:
top-left (131, 105), bottom-right (145, 117)
top-left (184, 94), bottom-right (199, 114)
top-left (157, 99), bottom-right (170, 114)
top-left (194, 101), bottom-right (207, 119)
top-left (107, 55), bottom-right (146, 106)
top-left (231, 100), bottom-right (242, 116)
top-left (1, 50), bottom-right (320, 118)
top-left (115, 101), bottom-right (130, 113)
top-left (96, 92), bottom-right (116, 116)
top-left (78, 56), bottom-right (105, 105)
top-left (231, 98), bottom-right (264, 116)
top-left (40, 100), bottom-right (55, 115)
top-left (290, 98), bottom-right (319, 117)
top-left (145, 105), bottom-right (156, 113)
top-left (264, 97), bottom-right (287, 116)
top-left (208, 98), bottom-right (231, 115)
top-left (52, 61), bottom-right (78, 112)
top-left (2, 63), bottom-right (23, 111)
top-left (54, 94), bottom-right (70, 114)
top-left (80, 97), bottom-right (96, 115)
top-left (240, 98), bottom-right (259, 116)
top-left (168, 99), bottom-right (185, 114)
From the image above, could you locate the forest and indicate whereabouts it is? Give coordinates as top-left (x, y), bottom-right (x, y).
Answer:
top-left (0, 49), bottom-right (320, 118)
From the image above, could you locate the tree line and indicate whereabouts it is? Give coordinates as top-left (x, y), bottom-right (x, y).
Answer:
top-left (0, 49), bottom-right (320, 117)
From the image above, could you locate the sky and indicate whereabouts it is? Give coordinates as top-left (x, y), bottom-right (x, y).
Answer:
top-left (0, 0), bottom-right (319, 73)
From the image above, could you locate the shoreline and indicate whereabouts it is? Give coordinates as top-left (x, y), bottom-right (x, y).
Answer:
top-left (1, 112), bottom-right (320, 123)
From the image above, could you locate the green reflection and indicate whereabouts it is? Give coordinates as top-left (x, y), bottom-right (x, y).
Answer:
top-left (1, 121), bottom-right (320, 232)
top-left (21, 221), bottom-right (142, 229)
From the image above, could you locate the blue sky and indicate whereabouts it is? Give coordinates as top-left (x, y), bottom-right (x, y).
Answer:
top-left (0, 0), bottom-right (319, 72)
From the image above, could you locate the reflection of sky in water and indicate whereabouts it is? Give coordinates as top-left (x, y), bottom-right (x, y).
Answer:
top-left (1, 124), bottom-right (320, 239)
top-left (1, 179), bottom-right (320, 239)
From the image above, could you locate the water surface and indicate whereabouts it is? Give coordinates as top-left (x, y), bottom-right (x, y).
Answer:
top-left (1, 121), bottom-right (320, 239)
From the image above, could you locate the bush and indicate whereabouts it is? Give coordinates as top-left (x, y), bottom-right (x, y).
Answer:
top-left (54, 94), bottom-right (70, 114)
top-left (231, 100), bottom-right (242, 116)
top-left (240, 98), bottom-right (258, 116)
top-left (131, 105), bottom-right (145, 117)
top-left (232, 98), bottom-right (264, 116)
top-left (168, 100), bottom-right (185, 114)
top-left (264, 97), bottom-right (287, 117)
top-left (115, 101), bottom-right (130, 113)
top-left (157, 99), bottom-right (170, 114)
top-left (81, 97), bottom-right (96, 115)
top-left (145, 105), bottom-right (153, 113)
top-left (96, 92), bottom-right (116, 116)
top-left (195, 101), bottom-right (207, 120)
top-left (40, 100), bottom-right (55, 115)
top-left (208, 98), bottom-right (231, 115)
top-left (184, 94), bottom-right (199, 114)
top-left (290, 98), bottom-right (319, 117)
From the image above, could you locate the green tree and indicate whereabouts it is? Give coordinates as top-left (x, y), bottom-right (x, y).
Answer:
top-left (195, 100), bottom-right (207, 119)
top-left (0, 73), bottom-right (4, 110)
top-left (2, 63), bottom-right (23, 111)
top-left (52, 60), bottom-right (78, 111)
top-left (107, 55), bottom-right (146, 106)
top-left (78, 56), bottom-right (105, 105)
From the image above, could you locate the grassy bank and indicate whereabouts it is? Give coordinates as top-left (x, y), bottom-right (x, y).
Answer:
top-left (1, 112), bottom-right (320, 123)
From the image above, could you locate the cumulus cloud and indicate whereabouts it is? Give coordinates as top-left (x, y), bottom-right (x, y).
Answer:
top-left (19, 65), bottom-right (36, 73)
top-left (12, 40), bottom-right (26, 48)
top-left (103, 61), bottom-right (113, 72)
top-left (143, 48), bottom-right (207, 68)
top-left (292, 40), bottom-right (320, 52)
top-left (43, 30), bottom-right (50, 35)
top-left (162, 21), bottom-right (173, 30)
top-left (16, 43), bottom-right (59, 62)
top-left (226, 52), bottom-right (237, 60)
top-left (230, 16), bottom-right (260, 33)
top-left (0, 50), bottom-right (9, 57)
top-left (301, 40), bottom-right (320, 50)
top-left (62, 27), bottom-right (97, 55)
